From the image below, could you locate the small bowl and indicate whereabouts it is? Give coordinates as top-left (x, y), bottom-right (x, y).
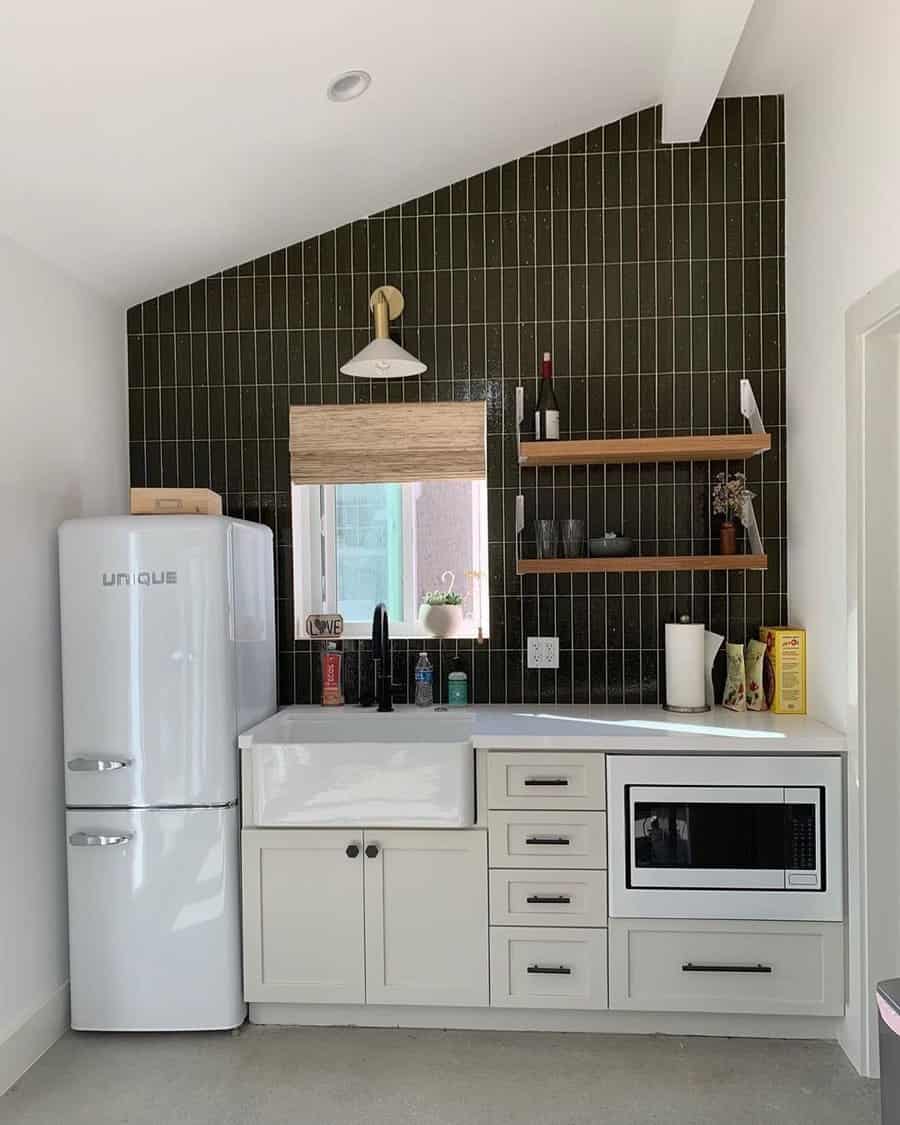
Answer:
top-left (589, 536), bottom-right (633, 558)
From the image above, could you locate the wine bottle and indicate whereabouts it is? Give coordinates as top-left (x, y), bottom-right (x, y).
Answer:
top-left (534, 351), bottom-right (560, 441)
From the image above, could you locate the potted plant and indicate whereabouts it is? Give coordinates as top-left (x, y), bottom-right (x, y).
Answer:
top-left (418, 571), bottom-right (465, 638)
top-left (712, 471), bottom-right (756, 555)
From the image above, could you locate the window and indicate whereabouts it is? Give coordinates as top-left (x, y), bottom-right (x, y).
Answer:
top-left (293, 478), bottom-right (489, 639)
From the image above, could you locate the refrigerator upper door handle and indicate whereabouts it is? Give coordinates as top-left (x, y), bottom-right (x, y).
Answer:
top-left (67, 757), bottom-right (133, 772)
top-left (69, 832), bottom-right (134, 847)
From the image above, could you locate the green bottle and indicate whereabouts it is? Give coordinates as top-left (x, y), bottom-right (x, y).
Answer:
top-left (447, 658), bottom-right (469, 707)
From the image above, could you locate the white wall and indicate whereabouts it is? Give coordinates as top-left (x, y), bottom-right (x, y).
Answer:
top-left (785, 0), bottom-right (900, 730)
top-left (779, 0), bottom-right (900, 1076)
top-left (0, 237), bottom-right (126, 1090)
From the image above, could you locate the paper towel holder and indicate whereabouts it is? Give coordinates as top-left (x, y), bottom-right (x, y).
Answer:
top-left (663, 614), bottom-right (712, 714)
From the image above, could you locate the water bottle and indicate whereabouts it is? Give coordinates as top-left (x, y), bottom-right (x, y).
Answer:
top-left (414, 651), bottom-right (434, 708)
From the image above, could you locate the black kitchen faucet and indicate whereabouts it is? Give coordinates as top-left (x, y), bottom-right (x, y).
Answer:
top-left (371, 602), bottom-right (402, 712)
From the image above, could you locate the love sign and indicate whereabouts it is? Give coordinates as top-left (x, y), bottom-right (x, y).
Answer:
top-left (305, 613), bottom-right (345, 639)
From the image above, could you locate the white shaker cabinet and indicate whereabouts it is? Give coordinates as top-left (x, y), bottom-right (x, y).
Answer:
top-left (364, 829), bottom-right (488, 1007)
top-left (240, 828), bottom-right (366, 1003)
top-left (242, 828), bottom-right (488, 1008)
top-left (242, 829), bottom-right (366, 1004)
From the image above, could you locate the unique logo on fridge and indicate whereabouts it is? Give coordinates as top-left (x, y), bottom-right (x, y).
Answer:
top-left (100, 571), bottom-right (178, 587)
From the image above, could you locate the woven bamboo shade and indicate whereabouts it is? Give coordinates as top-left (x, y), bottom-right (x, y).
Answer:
top-left (289, 401), bottom-right (486, 485)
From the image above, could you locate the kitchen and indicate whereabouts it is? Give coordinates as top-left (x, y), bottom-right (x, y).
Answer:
top-left (2, 2), bottom-right (899, 1123)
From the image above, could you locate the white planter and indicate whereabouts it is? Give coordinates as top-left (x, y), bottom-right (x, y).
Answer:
top-left (418, 603), bottom-right (464, 639)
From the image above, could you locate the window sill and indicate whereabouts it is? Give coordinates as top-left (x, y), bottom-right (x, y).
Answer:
top-left (297, 621), bottom-right (488, 642)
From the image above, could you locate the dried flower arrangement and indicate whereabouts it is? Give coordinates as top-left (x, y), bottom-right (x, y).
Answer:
top-left (712, 472), bottom-right (756, 526)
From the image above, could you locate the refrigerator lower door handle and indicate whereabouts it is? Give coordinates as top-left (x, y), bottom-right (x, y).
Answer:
top-left (69, 832), bottom-right (134, 847)
top-left (68, 757), bottom-right (133, 772)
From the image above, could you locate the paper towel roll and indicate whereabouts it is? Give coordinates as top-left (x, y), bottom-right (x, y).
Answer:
top-left (664, 622), bottom-right (707, 711)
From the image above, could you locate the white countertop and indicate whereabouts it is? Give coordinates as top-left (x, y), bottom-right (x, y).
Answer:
top-left (240, 704), bottom-right (846, 754)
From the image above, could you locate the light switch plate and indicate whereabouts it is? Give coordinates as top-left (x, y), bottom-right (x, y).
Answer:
top-left (527, 636), bottom-right (560, 669)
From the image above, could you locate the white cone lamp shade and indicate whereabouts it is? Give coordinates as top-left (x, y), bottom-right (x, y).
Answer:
top-left (340, 286), bottom-right (426, 379)
top-left (340, 335), bottom-right (426, 378)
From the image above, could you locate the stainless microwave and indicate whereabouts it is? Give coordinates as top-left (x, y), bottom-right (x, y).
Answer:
top-left (607, 756), bottom-right (843, 922)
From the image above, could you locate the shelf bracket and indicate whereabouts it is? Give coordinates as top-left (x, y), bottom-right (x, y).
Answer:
top-left (515, 494), bottom-right (525, 567)
top-left (740, 379), bottom-right (765, 435)
top-left (515, 386), bottom-right (525, 465)
top-left (742, 497), bottom-right (764, 558)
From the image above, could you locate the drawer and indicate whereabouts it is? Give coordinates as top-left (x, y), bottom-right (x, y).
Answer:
top-left (490, 869), bottom-right (607, 927)
top-left (490, 926), bottom-right (608, 1009)
top-left (487, 753), bottom-right (605, 810)
top-left (488, 811), bottom-right (606, 869)
top-left (609, 918), bottom-right (845, 1017)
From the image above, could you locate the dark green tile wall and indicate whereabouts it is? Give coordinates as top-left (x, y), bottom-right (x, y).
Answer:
top-left (127, 96), bottom-right (786, 706)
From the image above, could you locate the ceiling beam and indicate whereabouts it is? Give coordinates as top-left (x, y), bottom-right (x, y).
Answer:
top-left (661, 0), bottom-right (757, 143)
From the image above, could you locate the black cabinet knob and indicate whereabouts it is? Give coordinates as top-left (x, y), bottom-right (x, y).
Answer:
top-left (365, 844), bottom-right (379, 859)
top-left (345, 843), bottom-right (360, 858)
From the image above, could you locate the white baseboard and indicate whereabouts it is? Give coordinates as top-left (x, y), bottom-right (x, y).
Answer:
top-left (249, 1002), bottom-right (841, 1041)
top-left (0, 983), bottom-right (69, 1096)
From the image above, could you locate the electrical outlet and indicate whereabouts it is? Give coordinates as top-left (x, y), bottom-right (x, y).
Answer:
top-left (527, 637), bottom-right (560, 669)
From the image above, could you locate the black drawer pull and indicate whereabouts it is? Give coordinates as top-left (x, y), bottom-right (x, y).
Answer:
top-left (524, 778), bottom-right (569, 787)
top-left (527, 964), bottom-right (572, 976)
top-left (682, 963), bottom-right (773, 974)
top-left (525, 836), bottom-right (571, 846)
top-left (526, 894), bottom-right (572, 905)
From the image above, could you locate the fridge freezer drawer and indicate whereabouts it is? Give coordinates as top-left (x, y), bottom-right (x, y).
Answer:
top-left (66, 806), bottom-right (245, 1031)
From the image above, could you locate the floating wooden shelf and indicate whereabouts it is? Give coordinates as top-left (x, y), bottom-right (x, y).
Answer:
top-left (516, 555), bottom-right (769, 575)
top-left (518, 434), bottom-right (771, 468)
top-left (512, 382), bottom-right (771, 572)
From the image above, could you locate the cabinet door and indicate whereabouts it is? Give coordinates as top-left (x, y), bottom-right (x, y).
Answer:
top-left (242, 829), bottom-right (365, 1004)
top-left (364, 829), bottom-right (488, 1007)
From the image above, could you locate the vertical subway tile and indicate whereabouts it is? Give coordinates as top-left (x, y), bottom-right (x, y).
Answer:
top-left (122, 96), bottom-right (785, 705)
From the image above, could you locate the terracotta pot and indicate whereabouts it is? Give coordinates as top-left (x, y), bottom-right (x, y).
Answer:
top-left (418, 603), bottom-right (464, 639)
top-left (719, 520), bottom-right (737, 555)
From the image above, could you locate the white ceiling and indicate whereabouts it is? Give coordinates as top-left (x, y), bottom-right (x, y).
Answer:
top-left (0, 1), bottom-right (797, 306)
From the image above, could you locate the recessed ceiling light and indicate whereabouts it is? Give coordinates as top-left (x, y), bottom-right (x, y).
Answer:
top-left (326, 70), bottom-right (372, 103)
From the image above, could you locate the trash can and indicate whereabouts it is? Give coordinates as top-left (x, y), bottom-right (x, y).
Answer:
top-left (878, 980), bottom-right (900, 1123)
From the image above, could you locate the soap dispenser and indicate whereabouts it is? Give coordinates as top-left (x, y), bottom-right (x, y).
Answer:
top-left (447, 658), bottom-right (468, 707)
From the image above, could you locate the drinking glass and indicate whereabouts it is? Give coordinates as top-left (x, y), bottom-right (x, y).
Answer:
top-left (560, 519), bottom-right (585, 558)
top-left (535, 520), bottom-right (559, 559)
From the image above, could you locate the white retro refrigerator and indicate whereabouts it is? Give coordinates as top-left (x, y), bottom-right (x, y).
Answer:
top-left (58, 516), bottom-right (275, 1031)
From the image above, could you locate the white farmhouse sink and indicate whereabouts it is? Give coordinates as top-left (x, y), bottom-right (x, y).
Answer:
top-left (240, 707), bottom-right (475, 827)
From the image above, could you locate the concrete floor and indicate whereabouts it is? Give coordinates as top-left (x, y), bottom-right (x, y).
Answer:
top-left (1, 1026), bottom-right (880, 1125)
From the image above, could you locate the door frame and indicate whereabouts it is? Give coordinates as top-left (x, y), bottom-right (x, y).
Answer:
top-left (844, 267), bottom-right (900, 1076)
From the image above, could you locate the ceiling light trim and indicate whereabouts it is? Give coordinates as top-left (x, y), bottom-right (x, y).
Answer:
top-left (326, 70), bottom-right (372, 103)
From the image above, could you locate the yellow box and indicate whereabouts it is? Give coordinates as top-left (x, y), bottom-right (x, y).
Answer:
top-left (759, 626), bottom-right (807, 715)
top-left (130, 488), bottom-right (222, 516)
